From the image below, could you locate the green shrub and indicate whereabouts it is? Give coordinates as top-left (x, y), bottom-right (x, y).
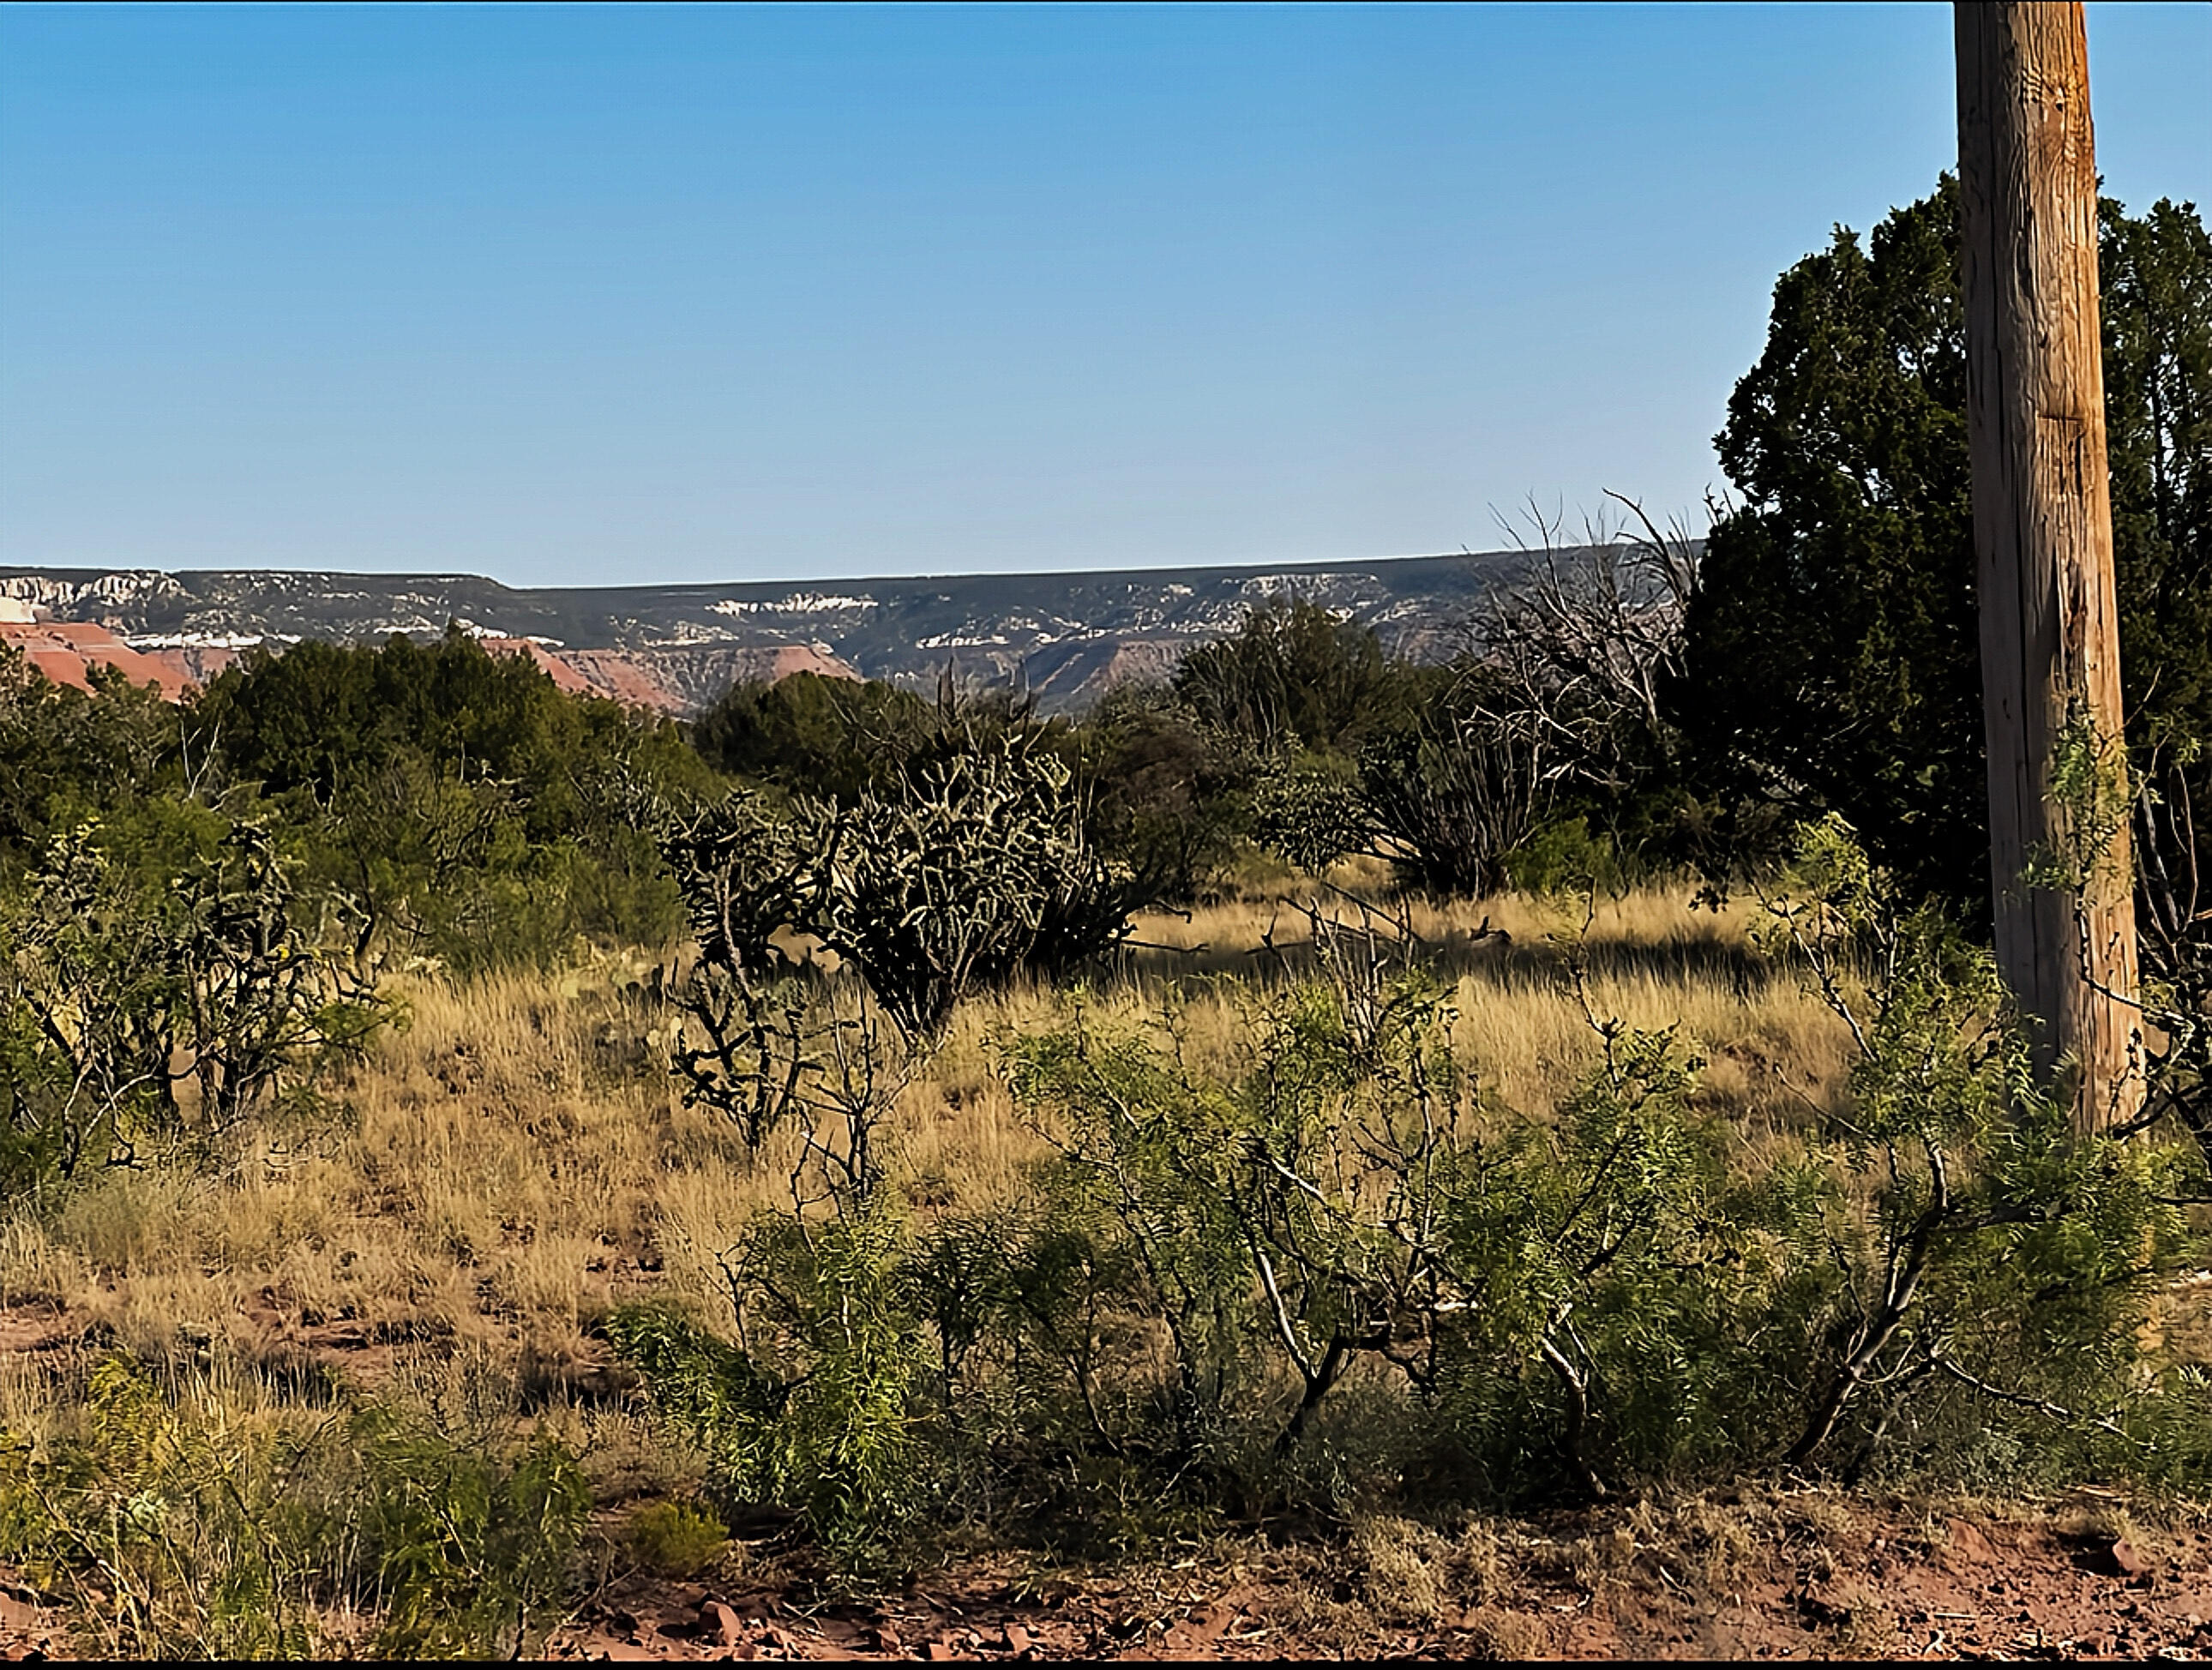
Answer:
top-left (0, 1356), bottom-right (336, 1658)
top-left (1171, 599), bottom-right (1412, 755)
top-left (1497, 814), bottom-right (1621, 897)
top-left (691, 672), bottom-right (933, 802)
top-left (355, 1414), bottom-right (590, 1659)
top-left (1752, 816), bottom-right (2203, 1479)
top-left (1002, 845), bottom-right (2207, 1504)
top-left (606, 1203), bottom-right (928, 1560)
top-left (1250, 757), bottom-right (1373, 876)
top-left (1007, 953), bottom-right (1792, 1500)
top-left (0, 1357), bottom-right (588, 1661)
top-left (1075, 682), bottom-right (1254, 905)
top-left (625, 1499), bottom-right (729, 1578)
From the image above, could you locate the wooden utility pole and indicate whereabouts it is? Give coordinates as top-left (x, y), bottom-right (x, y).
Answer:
top-left (1955, 1), bottom-right (2140, 1128)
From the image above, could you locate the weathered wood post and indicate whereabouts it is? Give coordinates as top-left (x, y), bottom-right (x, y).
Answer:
top-left (1955, 1), bottom-right (2141, 1128)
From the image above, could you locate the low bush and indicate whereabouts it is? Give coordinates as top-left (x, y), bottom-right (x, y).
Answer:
top-left (0, 1356), bottom-right (588, 1660)
top-left (606, 1204), bottom-right (925, 1560)
top-left (624, 1499), bottom-right (729, 1578)
top-left (352, 1411), bottom-right (590, 1659)
top-left (609, 823), bottom-right (2209, 1563)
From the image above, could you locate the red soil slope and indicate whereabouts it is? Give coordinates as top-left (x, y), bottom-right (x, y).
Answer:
top-left (0, 620), bottom-right (190, 700)
top-left (3, 620), bottom-right (855, 718)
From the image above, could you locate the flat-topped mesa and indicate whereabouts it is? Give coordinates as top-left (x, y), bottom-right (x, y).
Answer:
top-left (0, 545), bottom-right (1562, 713)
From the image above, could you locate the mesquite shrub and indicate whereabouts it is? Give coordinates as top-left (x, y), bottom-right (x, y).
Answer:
top-left (616, 823), bottom-right (2208, 1557)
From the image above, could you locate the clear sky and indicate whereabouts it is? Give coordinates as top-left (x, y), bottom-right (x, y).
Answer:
top-left (1, 3), bottom-right (2204, 587)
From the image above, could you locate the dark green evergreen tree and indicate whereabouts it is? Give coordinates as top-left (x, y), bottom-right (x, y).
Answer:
top-left (191, 628), bottom-right (716, 968)
top-left (2103, 198), bottom-right (2212, 754)
top-left (690, 671), bottom-right (934, 802)
top-left (1670, 183), bottom-right (2212, 910)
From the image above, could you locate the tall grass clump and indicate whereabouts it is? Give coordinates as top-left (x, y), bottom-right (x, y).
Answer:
top-left (0, 1355), bottom-right (587, 1660)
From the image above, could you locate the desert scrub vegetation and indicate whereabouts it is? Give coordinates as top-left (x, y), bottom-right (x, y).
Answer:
top-left (3, 840), bottom-right (2208, 1644)
top-left (0, 1354), bottom-right (588, 1658)
top-left (599, 828), bottom-right (2208, 1570)
top-left (2, 182), bottom-right (2208, 1642)
top-left (3, 634), bottom-right (2208, 1653)
top-left (0, 806), bottom-right (387, 1194)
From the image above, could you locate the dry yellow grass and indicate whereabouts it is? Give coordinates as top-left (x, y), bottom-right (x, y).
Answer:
top-left (1124, 878), bottom-right (1849, 1129)
top-left (7, 872), bottom-right (2207, 1662)
top-left (0, 881), bottom-right (1854, 1443)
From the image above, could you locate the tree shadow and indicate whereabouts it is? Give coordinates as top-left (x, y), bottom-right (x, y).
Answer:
top-left (1111, 910), bottom-right (1777, 1000)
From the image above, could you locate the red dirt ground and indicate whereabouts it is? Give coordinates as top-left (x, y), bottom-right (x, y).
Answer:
top-left (539, 1505), bottom-right (2212, 1663)
top-left (11, 1493), bottom-right (2204, 1661)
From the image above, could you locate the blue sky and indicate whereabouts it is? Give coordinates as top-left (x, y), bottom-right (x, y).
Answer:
top-left (2, 3), bottom-right (2204, 587)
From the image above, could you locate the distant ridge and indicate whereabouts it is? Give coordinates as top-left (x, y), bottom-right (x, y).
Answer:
top-left (0, 549), bottom-right (1536, 715)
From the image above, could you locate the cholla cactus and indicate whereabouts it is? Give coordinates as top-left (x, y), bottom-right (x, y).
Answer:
top-left (657, 786), bottom-right (808, 982)
top-left (656, 789), bottom-right (823, 1152)
top-left (658, 730), bottom-right (1135, 1191)
top-left (814, 740), bottom-right (1132, 1035)
top-left (3, 815), bottom-right (385, 1187)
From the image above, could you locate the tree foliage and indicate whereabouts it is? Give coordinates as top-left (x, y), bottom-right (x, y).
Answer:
top-left (1173, 598), bottom-right (1412, 755)
top-left (1670, 183), bottom-right (2212, 910)
top-left (0, 646), bottom-right (182, 871)
top-left (2104, 198), bottom-right (2212, 756)
top-left (1672, 182), bottom-right (1982, 905)
top-left (193, 628), bottom-right (716, 970)
top-left (690, 671), bottom-right (934, 803)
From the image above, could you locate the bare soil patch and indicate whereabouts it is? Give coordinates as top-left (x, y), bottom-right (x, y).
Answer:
top-left (535, 1493), bottom-right (2211, 1662)
top-left (9, 1487), bottom-right (2207, 1661)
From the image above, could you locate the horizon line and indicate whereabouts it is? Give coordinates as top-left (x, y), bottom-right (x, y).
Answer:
top-left (0, 541), bottom-right (1621, 595)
